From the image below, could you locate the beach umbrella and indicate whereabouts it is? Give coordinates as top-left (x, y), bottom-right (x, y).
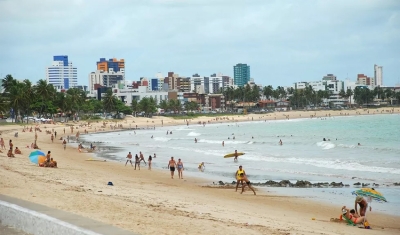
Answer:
top-left (28, 150), bottom-right (46, 165)
top-left (352, 188), bottom-right (387, 202)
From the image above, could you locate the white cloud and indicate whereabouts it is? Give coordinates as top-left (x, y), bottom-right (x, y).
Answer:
top-left (0, 0), bottom-right (399, 86)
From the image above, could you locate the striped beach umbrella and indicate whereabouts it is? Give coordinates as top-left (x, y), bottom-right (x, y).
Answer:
top-left (352, 188), bottom-right (387, 202)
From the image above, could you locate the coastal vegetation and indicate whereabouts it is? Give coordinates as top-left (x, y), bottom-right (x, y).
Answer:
top-left (1, 74), bottom-right (399, 122)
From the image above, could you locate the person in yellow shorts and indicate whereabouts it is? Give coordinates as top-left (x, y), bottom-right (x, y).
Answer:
top-left (198, 162), bottom-right (205, 172)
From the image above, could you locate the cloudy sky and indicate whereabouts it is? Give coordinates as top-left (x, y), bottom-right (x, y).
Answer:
top-left (0, 0), bottom-right (399, 87)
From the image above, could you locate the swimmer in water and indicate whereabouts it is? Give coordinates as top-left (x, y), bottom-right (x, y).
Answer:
top-left (279, 139), bottom-right (283, 145)
top-left (198, 162), bottom-right (205, 172)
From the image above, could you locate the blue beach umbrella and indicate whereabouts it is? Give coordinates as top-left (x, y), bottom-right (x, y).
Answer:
top-left (28, 150), bottom-right (46, 164)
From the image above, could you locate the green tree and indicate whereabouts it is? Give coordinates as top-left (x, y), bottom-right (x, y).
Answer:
top-left (131, 99), bottom-right (139, 116)
top-left (102, 89), bottom-right (118, 113)
top-left (139, 97), bottom-right (157, 116)
top-left (158, 100), bottom-right (169, 112)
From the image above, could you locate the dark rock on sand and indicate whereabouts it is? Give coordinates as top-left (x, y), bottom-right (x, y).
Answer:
top-left (330, 182), bottom-right (344, 187)
top-left (279, 180), bottom-right (293, 187)
top-left (354, 182), bottom-right (361, 186)
top-left (231, 181), bottom-right (236, 185)
top-left (218, 181), bottom-right (225, 186)
top-left (294, 180), bottom-right (311, 188)
top-left (265, 180), bottom-right (279, 186)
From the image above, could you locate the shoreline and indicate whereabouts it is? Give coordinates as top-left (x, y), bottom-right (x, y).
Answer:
top-left (1, 108), bottom-right (400, 234)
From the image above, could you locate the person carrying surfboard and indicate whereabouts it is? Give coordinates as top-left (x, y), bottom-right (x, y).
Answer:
top-left (234, 150), bottom-right (239, 162)
top-left (235, 165), bottom-right (246, 192)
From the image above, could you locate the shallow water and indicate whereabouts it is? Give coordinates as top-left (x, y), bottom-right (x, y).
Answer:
top-left (82, 114), bottom-right (400, 215)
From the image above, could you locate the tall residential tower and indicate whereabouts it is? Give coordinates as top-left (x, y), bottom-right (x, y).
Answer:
top-left (46, 55), bottom-right (77, 90)
top-left (233, 63), bottom-right (250, 87)
top-left (374, 64), bottom-right (383, 87)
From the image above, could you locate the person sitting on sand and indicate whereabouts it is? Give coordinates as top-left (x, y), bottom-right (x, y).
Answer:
top-left (50, 158), bottom-right (58, 168)
top-left (341, 206), bottom-right (368, 225)
top-left (241, 174), bottom-right (256, 195)
top-left (7, 148), bottom-right (15, 158)
top-left (42, 151), bottom-right (51, 167)
top-left (33, 143), bottom-right (40, 149)
top-left (14, 147), bottom-right (22, 154)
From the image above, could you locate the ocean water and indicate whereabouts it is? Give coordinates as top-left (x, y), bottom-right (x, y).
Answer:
top-left (82, 114), bottom-right (400, 215)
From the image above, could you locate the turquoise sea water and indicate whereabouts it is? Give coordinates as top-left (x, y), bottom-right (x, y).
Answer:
top-left (83, 114), bottom-right (400, 215)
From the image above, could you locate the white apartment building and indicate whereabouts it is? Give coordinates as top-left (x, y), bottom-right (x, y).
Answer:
top-left (88, 69), bottom-right (125, 94)
top-left (374, 64), bottom-right (383, 86)
top-left (190, 74), bottom-right (226, 94)
top-left (46, 55), bottom-right (77, 90)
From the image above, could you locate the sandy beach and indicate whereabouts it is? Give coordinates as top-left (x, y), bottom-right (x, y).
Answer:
top-left (1, 108), bottom-right (400, 235)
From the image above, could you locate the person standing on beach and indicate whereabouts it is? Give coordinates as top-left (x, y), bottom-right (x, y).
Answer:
top-left (235, 165), bottom-right (246, 192)
top-left (355, 196), bottom-right (368, 216)
top-left (51, 134), bottom-right (54, 143)
top-left (139, 151), bottom-right (147, 165)
top-left (9, 140), bottom-right (13, 150)
top-left (0, 138), bottom-right (5, 150)
top-left (241, 175), bottom-right (256, 195)
top-left (177, 159), bottom-right (184, 179)
top-left (62, 139), bottom-right (67, 150)
top-left (168, 157), bottom-right (177, 179)
top-left (148, 155), bottom-right (152, 170)
top-left (125, 152), bottom-right (133, 166)
top-left (134, 154), bottom-right (140, 170)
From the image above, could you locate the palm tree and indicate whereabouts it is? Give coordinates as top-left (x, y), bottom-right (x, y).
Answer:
top-left (262, 85), bottom-right (273, 100)
top-left (131, 99), bottom-right (139, 116)
top-left (346, 88), bottom-right (353, 108)
top-left (34, 79), bottom-right (55, 117)
top-left (102, 89), bottom-right (118, 113)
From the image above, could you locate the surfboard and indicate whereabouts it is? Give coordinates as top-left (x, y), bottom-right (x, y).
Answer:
top-left (85, 158), bottom-right (106, 162)
top-left (224, 152), bottom-right (245, 158)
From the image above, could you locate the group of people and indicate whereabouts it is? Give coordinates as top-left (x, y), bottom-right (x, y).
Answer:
top-left (125, 151), bottom-right (155, 170)
top-left (39, 151), bottom-right (58, 168)
top-left (340, 195), bottom-right (370, 228)
top-left (167, 157), bottom-right (184, 179)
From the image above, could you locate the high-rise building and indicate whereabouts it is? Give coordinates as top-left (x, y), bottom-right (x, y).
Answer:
top-left (233, 63), bottom-right (250, 87)
top-left (374, 64), bottom-right (383, 86)
top-left (46, 55), bottom-right (77, 90)
top-left (97, 58), bottom-right (125, 74)
top-left (88, 58), bottom-right (125, 93)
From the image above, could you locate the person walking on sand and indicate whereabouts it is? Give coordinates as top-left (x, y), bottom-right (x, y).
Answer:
top-left (148, 154), bottom-right (152, 170)
top-left (139, 151), bottom-right (147, 165)
top-left (9, 140), bottom-right (13, 150)
top-left (168, 157), bottom-right (177, 179)
top-left (62, 139), bottom-right (67, 150)
top-left (233, 150), bottom-right (239, 162)
top-left (125, 152), bottom-right (133, 166)
top-left (0, 138), bottom-right (5, 150)
top-left (241, 174), bottom-right (256, 195)
top-left (235, 165), bottom-right (246, 192)
top-left (177, 159), bottom-right (184, 179)
top-left (51, 134), bottom-right (54, 143)
top-left (134, 154), bottom-right (140, 170)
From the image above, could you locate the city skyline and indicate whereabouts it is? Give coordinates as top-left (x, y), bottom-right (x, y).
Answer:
top-left (1, 0), bottom-right (399, 87)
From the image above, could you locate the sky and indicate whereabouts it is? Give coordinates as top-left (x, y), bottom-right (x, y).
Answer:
top-left (0, 0), bottom-right (399, 87)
